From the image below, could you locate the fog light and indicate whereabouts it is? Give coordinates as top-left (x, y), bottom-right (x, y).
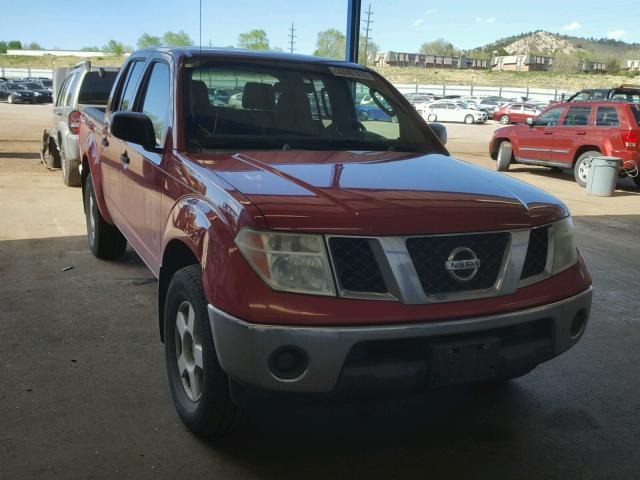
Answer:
top-left (570, 309), bottom-right (588, 338)
top-left (269, 346), bottom-right (308, 380)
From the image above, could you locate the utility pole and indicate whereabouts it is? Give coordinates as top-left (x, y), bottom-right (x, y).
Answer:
top-left (288, 22), bottom-right (297, 54)
top-left (362, 4), bottom-right (373, 65)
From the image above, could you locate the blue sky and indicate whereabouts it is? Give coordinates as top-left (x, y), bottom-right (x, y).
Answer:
top-left (1, 0), bottom-right (638, 54)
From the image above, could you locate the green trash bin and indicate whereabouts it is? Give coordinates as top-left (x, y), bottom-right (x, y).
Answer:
top-left (586, 156), bottom-right (621, 197)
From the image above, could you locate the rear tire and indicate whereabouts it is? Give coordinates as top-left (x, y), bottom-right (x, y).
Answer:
top-left (61, 146), bottom-right (81, 187)
top-left (574, 150), bottom-right (599, 188)
top-left (84, 175), bottom-right (127, 260)
top-left (496, 141), bottom-right (513, 171)
top-left (464, 114), bottom-right (474, 125)
top-left (164, 265), bottom-right (251, 438)
top-left (500, 114), bottom-right (510, 124)
top-left (427, 113), bottom-right (437, 122)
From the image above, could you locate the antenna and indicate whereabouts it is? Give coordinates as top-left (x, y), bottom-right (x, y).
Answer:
top-left (288, 22), bottom-right (297, 54)
top-left (362, 3), bottom-right (373, 65)
top-left (199, 0), bottom-right (202, 55)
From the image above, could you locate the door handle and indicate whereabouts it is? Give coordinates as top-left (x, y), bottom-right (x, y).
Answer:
top-left (120, 152), bottom-right (130, 165)
top-left (101, 137), bottom-right (109, 147)
top-left (576, 131), bottom-right (587, 135)
top-left (544, 131), bottom-right (553, 135)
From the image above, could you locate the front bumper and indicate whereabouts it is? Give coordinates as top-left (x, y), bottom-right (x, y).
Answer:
top-left (208, 287), bottom-right (592, 394)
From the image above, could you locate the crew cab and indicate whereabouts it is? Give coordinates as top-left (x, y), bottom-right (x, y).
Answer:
top-left (490, 101), bottom-right (640, 187)
top-left (79, 48), bottom-right (592, 437)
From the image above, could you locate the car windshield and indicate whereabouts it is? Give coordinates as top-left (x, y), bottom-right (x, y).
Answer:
top-left (25, 83), bottom-right (42, 89)
top-left (7, 83), bottom-right (26, 90)
top-left (183, 59), bottom-right (442, 153)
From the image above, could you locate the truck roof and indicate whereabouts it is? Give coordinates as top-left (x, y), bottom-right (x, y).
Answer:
top-left (131, 47), bottom-right (366, 69)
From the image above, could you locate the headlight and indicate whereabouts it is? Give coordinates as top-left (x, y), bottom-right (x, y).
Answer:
top-left (551, 216), bottom-right (577, 274)
top-left (235, 229), bottom-right (335, 296)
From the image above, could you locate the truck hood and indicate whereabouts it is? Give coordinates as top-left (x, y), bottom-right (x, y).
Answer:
top-left (191, 150), bottom-right (567, 235)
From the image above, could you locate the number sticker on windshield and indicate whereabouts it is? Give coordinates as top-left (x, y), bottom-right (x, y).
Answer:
top-left (328, 66), bottom-right (374, 81)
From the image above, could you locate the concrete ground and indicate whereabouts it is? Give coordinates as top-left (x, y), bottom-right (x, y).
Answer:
top-left (1, 103), bottom-right (639, 479)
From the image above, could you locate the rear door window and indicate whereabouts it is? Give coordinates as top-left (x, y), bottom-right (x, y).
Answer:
top-left (630, 105), bottom-right (640, 126)
top-left (63, 73), bottom-right (81, 107)
top-left (117, 61), bottom-right (146, 112)
top-left (139, 62), bottom-right (171, 145)
top-left (562, 106), bottom-right (591, 126)
top-left (595, 107), bottom-right (620, 127)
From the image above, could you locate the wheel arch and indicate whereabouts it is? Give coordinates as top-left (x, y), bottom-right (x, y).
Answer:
top-left (491, 137), bottom-right (513, 160)
top-left (573, 145), bottom-right (601, 165)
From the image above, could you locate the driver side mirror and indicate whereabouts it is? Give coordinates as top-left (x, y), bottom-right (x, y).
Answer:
top-left (111, 112), bottom-right (159, 151)
top-left (526, 117), bottom-right (534, 127)
top-left (428, 122), bottom-right (447, 145)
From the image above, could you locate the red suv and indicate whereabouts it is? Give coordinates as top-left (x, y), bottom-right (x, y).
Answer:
top-left (493, 103), bottom-right (543, 124)
top-left (490, 101), bottom-right (640, 187)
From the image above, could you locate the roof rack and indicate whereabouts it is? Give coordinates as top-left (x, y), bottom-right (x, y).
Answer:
top-left (73, 60), bottom-right (92, 70)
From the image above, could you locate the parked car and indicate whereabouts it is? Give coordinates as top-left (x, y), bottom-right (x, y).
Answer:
top-left (20, 81), bottom-right (53, 103)
top-left (421, 101), bottom-right (487, 124)
top-left (42, 61), bottom-right (118, 185)
top-left (404, 92), bottom-right (434, 105)
top-left (0, 82), bottom-right (37, 103)
top-left (567, 85), bottom-right (640, 103)
top-left (79, 47), bottom-right (591, 438)
top-left (493, 103), bottom-right (542, 124)
top-left (356, 103), bottom-right (398, 122)
top-left (489, 101), bottom-right (640, 188)
top-left (227, 92), bottom-right (244, 108)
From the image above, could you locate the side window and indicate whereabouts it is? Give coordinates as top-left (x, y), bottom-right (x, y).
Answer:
top-left (563, 106), bottom-right (591, 127)
top-left (523, 105), bottom-right (537, 113)
top-left (55, 77), bottom-right (70, 106)
top-left (139, 62), bottom-right (171, 145)
top-left (595, 107), bottom-right (620, 127)
top-left (118, 61), bottom-right (145, 112)
top-left (534, 107), bottom-right (564, 127)
top-left (63, 73), bottom-right (81, 107)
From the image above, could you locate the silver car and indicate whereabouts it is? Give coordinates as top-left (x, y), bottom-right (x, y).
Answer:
top-left (42, 62), bottom-right (118, 186)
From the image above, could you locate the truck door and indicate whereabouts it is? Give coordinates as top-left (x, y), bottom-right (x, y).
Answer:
top-left (516, 106), bottom-right (564, 164)
top-left (100, 59), bottom-right (147, 226)
top-left (551, 105), bottom-right (593, 166)
top-left (118, 60), bottom-right (171, 272)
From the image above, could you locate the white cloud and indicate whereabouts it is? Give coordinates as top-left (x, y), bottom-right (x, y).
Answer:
top-left (486, 17), bottom-right (496, 23)
top-left (476, 17), bottom-right (496, 23)
top-left (411, 18), bottom-right (424, 28)
top-left (561, 21), bottom-right (581, 31)
top-left (607, 29), bottom-right (626, 39)
top-left (475, 17), bottom-right (483, 22)
top-left (425, 8), bottom-right (438, 14)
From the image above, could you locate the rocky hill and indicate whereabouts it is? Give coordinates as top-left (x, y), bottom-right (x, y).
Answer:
top-left (504, 31), bottom-right (578, 55)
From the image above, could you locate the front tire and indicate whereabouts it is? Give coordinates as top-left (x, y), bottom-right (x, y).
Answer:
top-left (574, 150), bottom-right (599, 188)
top-left (464, 114), bottom-right (474, 125)
top-left (84, 175), bottom-right (127, 259)
top-left (164, 265), bottom-right (251, 438)
top-left (427, 113), bottom-right (437, 122)
top-left (500, 114), bottom-right (510, 124)
top-left (496, 141), bottom-right (513, 171)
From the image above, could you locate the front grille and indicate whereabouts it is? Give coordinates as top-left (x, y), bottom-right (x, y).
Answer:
top-left (406, 233), bottom-right (510, 295)
top-left (329, 237), bottom-right (387, 293)
top-left (521, 226), bottom-right (549, 279)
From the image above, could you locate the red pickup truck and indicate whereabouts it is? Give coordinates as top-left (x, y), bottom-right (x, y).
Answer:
top-left (79, 48), bottom-right (592, 438)
top-left (490, 101), bottom-right (640, 187)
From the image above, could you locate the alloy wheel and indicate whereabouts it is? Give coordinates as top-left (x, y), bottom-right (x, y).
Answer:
top-left (175, 301), bottom-right (204, 402)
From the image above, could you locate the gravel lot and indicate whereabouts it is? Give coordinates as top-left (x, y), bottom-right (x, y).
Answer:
top-left (1, 103), bottom-right (639, 479)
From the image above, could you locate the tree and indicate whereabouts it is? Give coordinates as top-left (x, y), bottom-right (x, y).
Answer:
top-left (80, 46), bottom-right (101, 52)
top-left (102, 40), bottom-right (126, 55)
top-left (238, 29), bottom-right (269, 50)
top-left (314, 29), bottom-right (346, 59)
top-left (137, 33), bottom-right (162, 49)
top-left (7, 40), bottom-right (22, 49)
top-left (419, 39), bottom-right (458, 57)
top-left (0, 41), bottom-right (7, 54)
top-left (163, 30), bottom-right (193, 47)
top-left (26, 42), bottom-right (42, 50)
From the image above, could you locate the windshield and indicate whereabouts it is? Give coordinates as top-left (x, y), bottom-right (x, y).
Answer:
top-left (183, 60), bottom-right (442, 153)
top-left (7, 83), bottom-right (26, 90)
top-left (25, 82), bottom-right (42, 89)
